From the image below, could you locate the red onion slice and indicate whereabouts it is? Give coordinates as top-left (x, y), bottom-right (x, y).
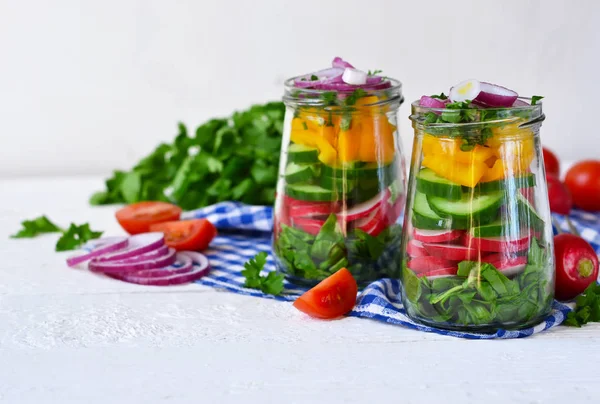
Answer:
top-left (332, 56), bottom-right (354, 69)
top-left (474, 82), bottom-right (518, 107)
top-left (103, 244), bottom-right (170, 264)
top-left (94, 232), bottom-right (165, 262)
top-left (294, 67), bottom-right (344, 88)
top-left (114, 252), bottom-right (211, 286)
top-left (89, 248), bottom-right (177, 274)
top-left (66, 237), bottom-right (128, 267)
top-left (419, 96), bottom-right (446, 109)
top-left (366, 76), bottom-right (383, 85)
top-left (117, 253), bottom-right (194, 278)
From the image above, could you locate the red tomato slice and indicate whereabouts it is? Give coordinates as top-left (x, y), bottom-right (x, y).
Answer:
top-left (293, 268), bottom-right (358, 319)
top-left (116, 202), bottom-right (182, 235)
top-left (150, 219), bottom-right (217, 251)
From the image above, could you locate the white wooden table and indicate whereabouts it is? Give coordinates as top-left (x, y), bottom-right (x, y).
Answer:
top-left (1, 176), bottom-right (599, 404)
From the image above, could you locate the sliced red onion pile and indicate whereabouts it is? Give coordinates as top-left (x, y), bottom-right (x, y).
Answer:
top-left (294, 57), bottom-right (391, 92)
top-left (66, 233), bottom-right (210, 286)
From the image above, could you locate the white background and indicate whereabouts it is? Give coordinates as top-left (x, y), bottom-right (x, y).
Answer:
top-left (1, 0), bottom-right (598, 178)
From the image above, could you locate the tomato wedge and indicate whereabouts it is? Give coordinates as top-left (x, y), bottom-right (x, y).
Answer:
top-left (150, 219), bottom-right (217, 251)
top-left (293, 268), bottom-right (358, 319)
top-left (116, 202), bottom-right (182, 235)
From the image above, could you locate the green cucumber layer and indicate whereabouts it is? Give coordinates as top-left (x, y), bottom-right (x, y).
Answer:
top-left (321, 161), bottom-right (395, 179)
top-left (427, 191), bottom-right (503, 222)
top-left (319, 175), bottom-right (356, 192)
top-left (516, 193), bottom-right (545, 231)
top-left (285, 162), bottom-right (317, 184)
top-left (416, 168), bottom-right (463, 201)
top-left (473, 173), bottom-right (536, 193)
top-left (412, 191), bottom-right (469, 230)
top-left (288, 143), bottom-right (319, 164)
top-left (285, 183), bottom-right (335, 202)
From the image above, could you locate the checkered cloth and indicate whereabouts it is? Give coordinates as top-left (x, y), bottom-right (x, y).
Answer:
top-left (183, 202), bottom-right (599, 339)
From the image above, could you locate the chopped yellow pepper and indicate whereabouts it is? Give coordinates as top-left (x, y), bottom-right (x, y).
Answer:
top-left (337, 126), bottom-right (361, 163)
top-left (422, 155), bottom-right (488, 188)
top-left (422, 134), bottom-right (494, 164)
top-left (358, 115), bottom-right (396, 163)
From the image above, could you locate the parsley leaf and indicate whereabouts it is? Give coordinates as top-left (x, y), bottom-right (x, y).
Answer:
top-left (531, 95), bottom-right (544, 105)
top-left (310, 74), bottom-right (319, 81)
top-left (367, 69), bottom-right (383, 76)
top-left (320, 91), bottom-right (338, 106)
top-left (12, 216), bottom-right (103, 252)
top-left (344, 88), bottom-right (367, 106)
top-left (430, 92), bottom-right (448, 100)
top-left (11, 216), bottom-right (62, 238)
top-left (55, 223), bottom-right (103, 252)
top-left (241, 252), bottom-right (285, 295)
top-left (564, 283), bottom-right (600, 327)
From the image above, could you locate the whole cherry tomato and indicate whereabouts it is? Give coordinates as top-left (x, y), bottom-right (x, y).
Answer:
top-left (542, 147), bottom-right (560, 177)
top-left (564, 160), bottom-right (600, 212)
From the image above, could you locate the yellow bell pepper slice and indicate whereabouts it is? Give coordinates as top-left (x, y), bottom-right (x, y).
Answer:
top-left (358, 115), bottom-right (396, 163)
top-left (315, 137), bottom-right (337, 166)
top-left (422, 155), bottom-right (488, 188)
top-left (422, 135), bottom-right (494, 164)
top-left (337, 126), bottom-right (361, 163)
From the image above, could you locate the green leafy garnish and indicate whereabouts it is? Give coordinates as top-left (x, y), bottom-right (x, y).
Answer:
top-left (564, 283), bottom-right (600, 327)
top-left (320, 91), bottom-right (338, 106)
top-left (90, 102), bottom-right (285, 210)
top-left (241, 252), bottom-right (285, 296)
top-left (11, 216), bottom-right (103, 252)
top-left (367, 69), bottom-right (383, 76)
top-left (430, 92), bottom-right (448, 100)
top-left (11, 216), bottom-right (62, 238)
top-left (55, 223), bottom-right (104, 252)
top-left (310, 74), bottom-right (319, 81)
top-left (531, 95), bottom-right (544, 105)
top-left (344, 88), bottom-right (367, 106)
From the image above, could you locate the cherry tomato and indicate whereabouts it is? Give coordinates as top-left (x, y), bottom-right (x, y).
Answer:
top-left (293, 268), bottom-right (358, 319)
top-left (554, 233), bottom-right (599, 301)
top-left (150, 219), bottom-right (217, 251)
top-left (565, 160), bottom-right (600, 212)
top-left (542, 147), bottom-right (560, 177)
top-left (116, 202), bottom-right (182, 235)
top-left (546, 174), bottom-right (572, 215)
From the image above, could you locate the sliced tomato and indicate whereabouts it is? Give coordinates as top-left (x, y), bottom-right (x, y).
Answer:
top-left (150, 219), bottom-right (217, 251)
top-left (116, 202), bottom-right (182, 235)
top-left (293, 268), bottom-right (358, 319)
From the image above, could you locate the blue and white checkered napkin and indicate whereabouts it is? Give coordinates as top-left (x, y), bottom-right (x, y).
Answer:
top-left (185, 202), bottom-right (600, 339)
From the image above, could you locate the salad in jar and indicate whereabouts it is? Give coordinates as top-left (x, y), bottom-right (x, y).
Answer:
top-left (273, 57), bottom-right (406, 286)
top-left (402, 79), bottom-right (555, 331)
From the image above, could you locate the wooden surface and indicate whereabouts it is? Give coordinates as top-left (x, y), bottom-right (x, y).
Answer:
top-left (1, 176), bottom-right (599, 404)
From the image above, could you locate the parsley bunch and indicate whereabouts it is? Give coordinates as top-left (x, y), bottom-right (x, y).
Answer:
top-left (564, 283), bottom-right (600, 327)
top-left (11, 216), bottom-right (103, 251)
top-left (90, 102), bottom-right (285, 210)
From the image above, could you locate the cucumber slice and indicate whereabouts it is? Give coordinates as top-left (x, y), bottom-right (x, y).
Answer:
top-left (319, 175), bottom-right (356, 192)
top-left (285, 163), bottom-right (316, 184)
top-left (288, 143), bottom-right (319, 163)
top-left (473, 173), bottom-right (536, 193)
top-left (285, 183), bottom-right (335, 202)
top-left (470, 219), bottom-right (506, 237)
top-left (321, 161), bottom-right (394, 179)
top-left (416, 168), bottom-right (463, 200)
top-left (427, 191), bottom-right (503, 222)
top-left (516, 193), bottom-right (545, 231)
top-left (412, 191), bottom-right (451, 230)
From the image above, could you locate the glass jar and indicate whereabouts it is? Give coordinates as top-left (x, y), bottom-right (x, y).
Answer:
top-left (401, 99), bottom-right (555, 331)
top-left (272, 78), bottom-right (406, 287)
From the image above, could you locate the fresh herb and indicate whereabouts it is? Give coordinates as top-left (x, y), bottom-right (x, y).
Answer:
top-left (302, 121), bottom-right (308, 130)
top-left (531, 95), bottom-right (544, 105)
top-left (320, 91), bottom-right (338, 106)
top-left (563, 283), bottom-right (600, 327)
top-left (241, 252), bottom-right (285, 295)
top-left (90, 102), bottom-right (285, 210)
top-left (430, 93), bottom-right (448, 100)
top-left (11, 216), bottom-right (62, 238)
top-left (310, 74), bottom-right (319, 81)
top-left (11, 216), bottom-right (103, 251)
top-left (55, 223), bottom-right (103, 252)
top-left (367, 69), bottom-right (383, 76)
top-left (344, 88), bottom-right (367, 106)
